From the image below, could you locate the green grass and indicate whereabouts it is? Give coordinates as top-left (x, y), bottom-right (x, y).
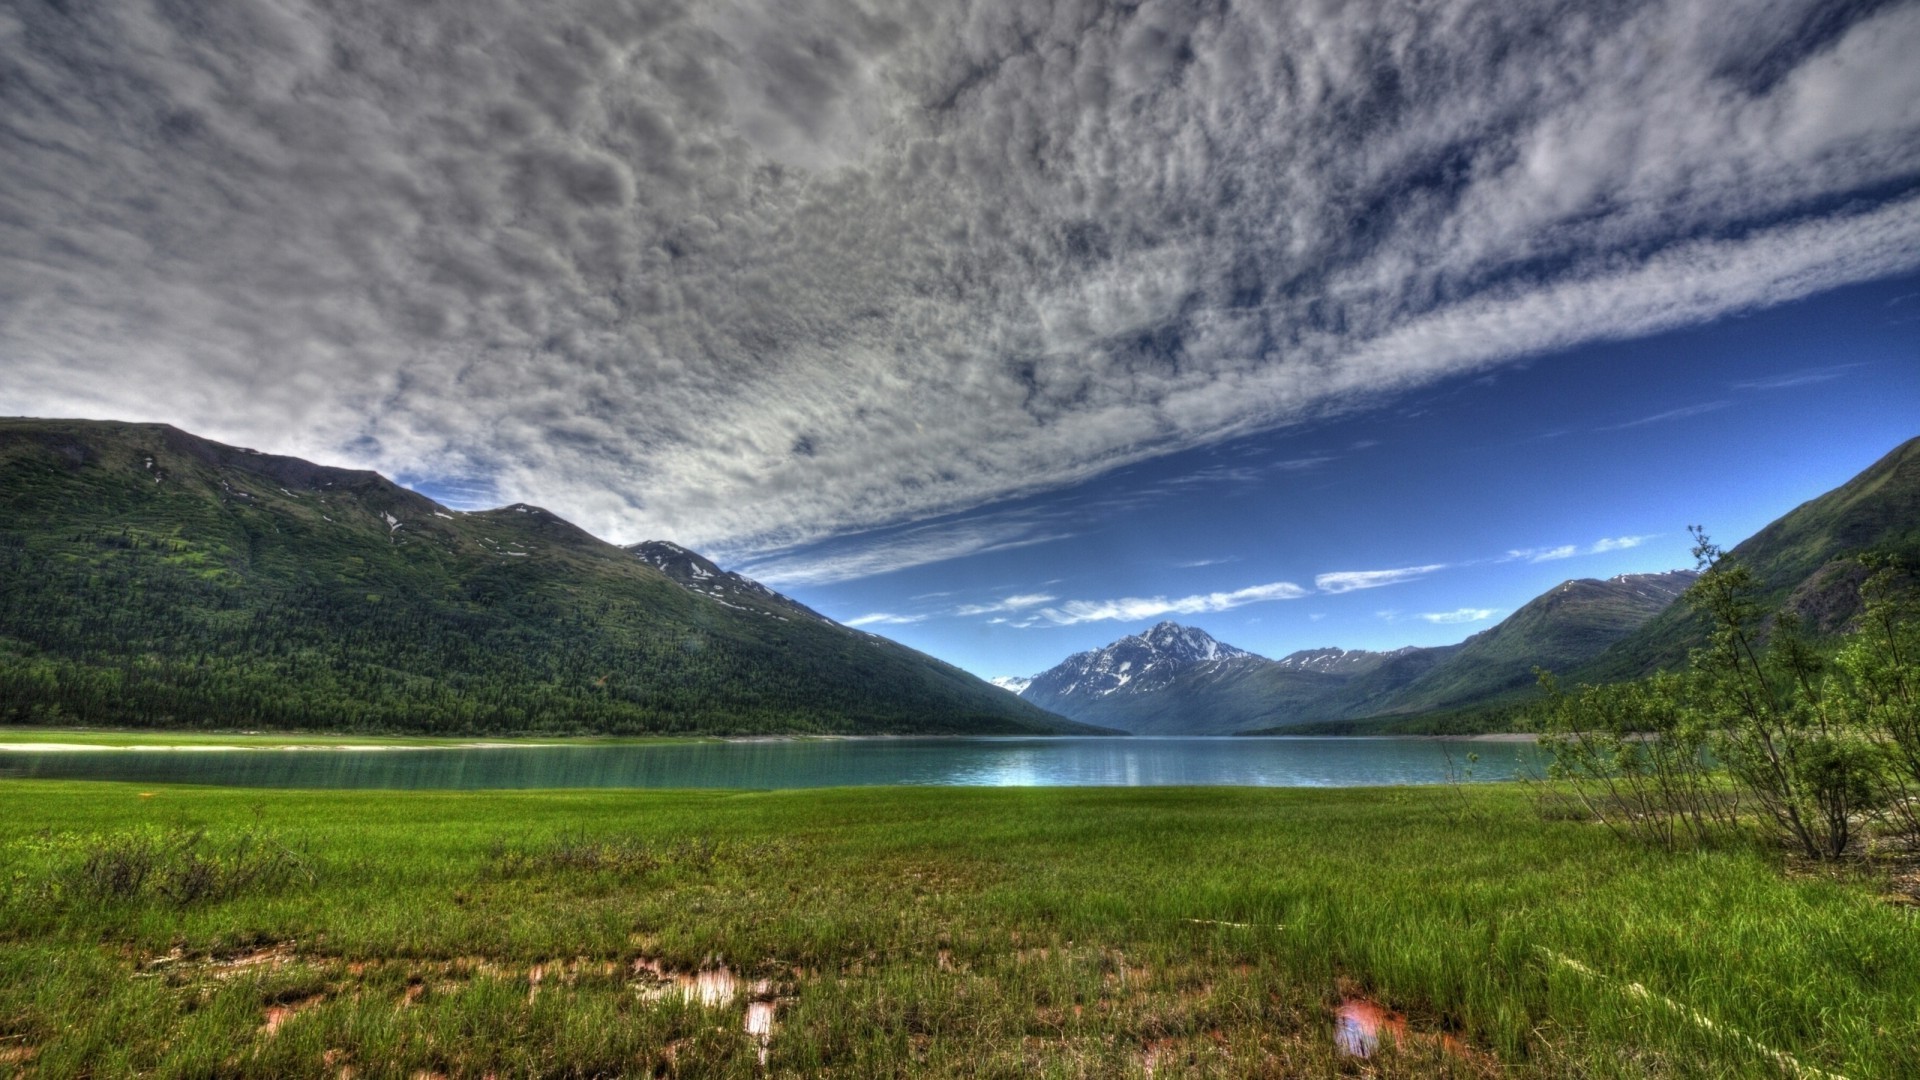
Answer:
top-left (2, 781), bottom-right (1914, 1077)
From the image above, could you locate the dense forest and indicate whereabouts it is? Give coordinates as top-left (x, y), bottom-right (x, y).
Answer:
top-left (0, 419), bottom-right (1091, 736)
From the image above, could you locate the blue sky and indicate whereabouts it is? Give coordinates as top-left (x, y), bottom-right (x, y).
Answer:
top-left (755, 274), bottom-right (1920, 678)
top-left (2, 1), bottom-right (1917, 681)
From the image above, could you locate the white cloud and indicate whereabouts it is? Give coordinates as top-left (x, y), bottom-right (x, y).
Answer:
top-left (1510, 535), bottom-right (1653, 562)
top-left (955, 593), bottom-right (1057, 617)
top-left (1421, 608), bottom-right (1499, 624)
top-left (1315, 565), bottom-right (1447, 594)
top-left (1, 1), bottom-right (1915, 559)
top-left (740, 514), bottom-right (1073, 586)
top-left (1732, 364), bottom-right (1863, 391)
top-left (1032, 581), bottom-right (1309, 627)
top-left (844, 612), bottom-right (927, 628)
top-left (1601, 401), bottom-right (1733, 430)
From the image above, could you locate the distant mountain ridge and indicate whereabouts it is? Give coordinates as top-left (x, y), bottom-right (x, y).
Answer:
top-left (0, 418), bottom-right (1100, 737)
top-left (1002, 434), bottom-right (1918, 734)
top-left (1004, 571), bottom-right (1697, 734)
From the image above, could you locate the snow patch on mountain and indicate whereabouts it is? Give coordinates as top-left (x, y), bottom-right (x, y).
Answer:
top-left (1021, 621), bottom-right (1261, 704)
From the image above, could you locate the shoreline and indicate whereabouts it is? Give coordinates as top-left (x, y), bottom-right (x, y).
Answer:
top-left (0, 727), bottom-right (1541, 751)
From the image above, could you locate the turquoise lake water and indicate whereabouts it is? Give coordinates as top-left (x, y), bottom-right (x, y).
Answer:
top-left (0, 736), bottom-right (1538, 789)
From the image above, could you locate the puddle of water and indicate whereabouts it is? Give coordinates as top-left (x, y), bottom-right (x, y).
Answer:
top-left (1334, 998), bottom-right (1408, 1058)
top-left (745, 993), bottom-right (776, 1065)
top-left (688, 968), bottom-right (736, 1006)
top-left (631, 960), bottom-right (740, 1006)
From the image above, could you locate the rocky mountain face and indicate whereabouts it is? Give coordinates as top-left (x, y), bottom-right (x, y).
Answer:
top-left (0, 418), bottom-right (1101, 737)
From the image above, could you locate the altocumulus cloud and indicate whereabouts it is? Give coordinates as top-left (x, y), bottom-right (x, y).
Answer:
top-left (3, 1), bottom-right (1918, 560)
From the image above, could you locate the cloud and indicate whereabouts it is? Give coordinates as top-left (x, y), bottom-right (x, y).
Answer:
top-left (1732, 363), bottom-right (1864, 391)
top-left (1601, 401), bottom-right (1733, 430)
top-left (2, 1), bottom-right (1917, 557)
top-left (1315, 565), bottom-right (1447, 594)
top-left (1509, 535), bottom-right (1653, 562)
top-left (1421, 608), bottom-right (1499, 624)
top-left (844, 612), bottom-right (927, 628)
top-left (1176, 557), bottom-right (1237, 569)
top-left (740, 512), bottom-right (1073, 586)
top-left (1032, 581), bottom-right (1309, 627)
top-left (954, 593), bottom-right (1056, 617)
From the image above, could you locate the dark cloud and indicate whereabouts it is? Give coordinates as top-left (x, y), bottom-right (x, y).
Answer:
top-left (2, 0), bottom-right (1917, 562)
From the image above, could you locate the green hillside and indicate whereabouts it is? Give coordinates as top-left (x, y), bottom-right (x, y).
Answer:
top-left (0, 419), bottom-right (1095, 736)
top-left (1577, 435), bottom-right (1920, 682)
top-left (1374, 571), bottom-right (1696, 715)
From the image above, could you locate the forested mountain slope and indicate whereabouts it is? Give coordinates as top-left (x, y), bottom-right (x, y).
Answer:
top-left (1577, 435), bottom-right (1920, 682)
top-left (0, 418), bottom-right (1097, 736)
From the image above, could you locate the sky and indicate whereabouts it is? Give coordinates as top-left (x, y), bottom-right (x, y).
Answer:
top-left (2, 0), bottom-right (1917, 679)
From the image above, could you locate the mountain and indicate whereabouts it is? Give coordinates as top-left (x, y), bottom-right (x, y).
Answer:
top-left (1365, 570), bottom-right (1698, 716)
top-left (1008, 571), bottom-right (1695, 734)
top-left (627, 540), bottom-right (830, 622)
top-left (0, 418), bottom-right (1099, 737)
top-left (1015, 622), bottom-right (1286, 735)
top-left (1577, 435), bottom-right (1920, 682)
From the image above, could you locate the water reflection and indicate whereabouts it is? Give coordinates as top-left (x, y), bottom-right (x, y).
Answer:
top-left (0, 736), bottom-right (1536, 790)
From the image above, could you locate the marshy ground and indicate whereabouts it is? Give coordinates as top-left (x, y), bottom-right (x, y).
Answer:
top-left (0, 781), bottom-right (1914, 1077)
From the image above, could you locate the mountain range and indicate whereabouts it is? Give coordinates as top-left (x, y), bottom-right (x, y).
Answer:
top-left (0, 418), bottom-right (1098, 736)
top-left (1008, 568), bottom-right (1694, 734)
top-left (1000, 434), bottom-right (1919, 734)
top-left (2, 418), bottom-right (1912, 738)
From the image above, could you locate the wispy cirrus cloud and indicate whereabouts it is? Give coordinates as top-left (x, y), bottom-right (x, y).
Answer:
top-left (1030, 582), bottom-right (1309, 627)
top-left (1600, 401), bottom-right (1733, 431)
top-left (1314, 565), bottom-right (1448, 594)
top-left (954, 593), bottom-right (1057, 617)
top-left (844, 613), bottom-right (928, 628)
top-left (740, 513), bottom-right (1073, 587)
top-left (1732, 363), bottom-right (1865, 391)
top-left (1508, 535), bottom-right (1654, 562)
top-left (1421, 608), bottom-right (1500, 624)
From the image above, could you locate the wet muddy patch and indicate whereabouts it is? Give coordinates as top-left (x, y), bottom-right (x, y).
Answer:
top-left (1333, 994), bottom-right (1484, 1065)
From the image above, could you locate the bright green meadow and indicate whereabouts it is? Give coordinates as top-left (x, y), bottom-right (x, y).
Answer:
top-left (0, 780), bottom-right (1915, 1078)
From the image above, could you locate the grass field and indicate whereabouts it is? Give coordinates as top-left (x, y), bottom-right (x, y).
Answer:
top-left (1, 780), bottom-right (1914, 1078)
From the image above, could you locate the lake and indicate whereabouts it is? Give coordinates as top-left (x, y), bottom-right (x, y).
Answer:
top-left (0, 736), bottom-right (1538, 789)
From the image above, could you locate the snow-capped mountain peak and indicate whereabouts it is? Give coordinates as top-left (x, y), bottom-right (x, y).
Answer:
top-left (1018, 622), bottom-right (1259, 704)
